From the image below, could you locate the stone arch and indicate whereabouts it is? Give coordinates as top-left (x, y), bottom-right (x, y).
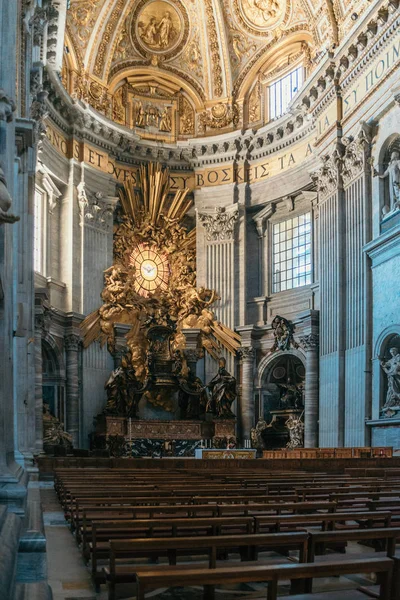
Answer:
top-left (41, 335), bottom-right (66, 425)
top-left (256, 349), bottom-right (306, 422)
top-left (42, 333), bottom-right (65, 378)
top-left (256, 348), bottom-right (306, 389)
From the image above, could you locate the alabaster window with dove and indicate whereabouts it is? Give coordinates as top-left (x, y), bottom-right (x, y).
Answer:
top-left (130, 243), bottom-right (170, 296)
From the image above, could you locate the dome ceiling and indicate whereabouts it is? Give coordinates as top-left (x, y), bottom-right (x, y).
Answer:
top-left (63, 0), bottom-right (368, 140)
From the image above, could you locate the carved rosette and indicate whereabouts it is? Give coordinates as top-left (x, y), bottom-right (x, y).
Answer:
top-left (197, 206), bottom-right (239, 242)
top-left (299, 334), bottom-right (319, 351)
top-left (341, 124), bottom-right (371, 187)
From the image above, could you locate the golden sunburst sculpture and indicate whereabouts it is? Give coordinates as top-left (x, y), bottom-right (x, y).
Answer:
top-left (80, 162), bottom-right (241, 381)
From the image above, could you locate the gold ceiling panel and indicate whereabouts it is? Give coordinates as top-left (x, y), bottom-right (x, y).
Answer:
top-left (63, 0), bottom-right (356, 138)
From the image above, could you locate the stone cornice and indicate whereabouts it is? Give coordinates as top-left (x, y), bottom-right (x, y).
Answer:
top-left (292, 0), bottom-right (400, 118)
top-left (41, 1), bottom-right (399, 175)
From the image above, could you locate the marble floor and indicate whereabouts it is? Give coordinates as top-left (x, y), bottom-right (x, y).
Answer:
top-left (40, 483), bottom-right (376, 600)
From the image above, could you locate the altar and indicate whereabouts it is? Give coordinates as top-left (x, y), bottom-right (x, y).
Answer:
top-left (95, 415), bottom-right (214, 440)
top-left (195, 449), bottom-right (257, 459)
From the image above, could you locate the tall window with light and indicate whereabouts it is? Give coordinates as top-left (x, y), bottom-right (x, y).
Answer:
top-left (269, 65), bottom-right (304, 120)
top-left (272, 213), bottom-right (312, 293)
top-left (34, 188), bottom-right (44, 274)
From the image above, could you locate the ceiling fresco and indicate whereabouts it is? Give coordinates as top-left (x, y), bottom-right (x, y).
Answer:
top-left (62, 0), bottom-right (367, 139)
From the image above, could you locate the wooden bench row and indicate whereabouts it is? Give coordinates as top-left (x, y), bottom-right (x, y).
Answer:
top-left (103, 528), bottom-right (400, 600)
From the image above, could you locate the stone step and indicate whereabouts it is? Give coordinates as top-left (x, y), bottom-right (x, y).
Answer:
top-left (15, 581), bottom-right (53, 600)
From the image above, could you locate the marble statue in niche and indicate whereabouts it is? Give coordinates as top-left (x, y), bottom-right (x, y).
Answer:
top-left (381, 347), bottom-right (400, 412)
top-left (377, 151), bottom-right (400, 215)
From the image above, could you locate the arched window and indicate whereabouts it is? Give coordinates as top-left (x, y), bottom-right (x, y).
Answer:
top-left (269, 64), bottom-right (304, 120)
top-left (42, 340), bottom-right (66, 427)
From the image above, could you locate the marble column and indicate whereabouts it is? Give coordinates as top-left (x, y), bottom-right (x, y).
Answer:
top-left (34, 322), bottom-right (44, 454)
top-left (238, 347), bottom-right (255, 442)
top-left (65, 334), bottom-right (80, 447)
top-left (300, 334), bottom-right (319, 448)
top-left (183, 328), bottom-right (201, 375)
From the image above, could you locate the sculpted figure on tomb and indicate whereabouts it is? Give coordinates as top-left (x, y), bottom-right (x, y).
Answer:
top-left (381, 347), bottom-right (400, 410)
top-left (251, 419), bottom-right (268, 449)
top-left (43, 404), bottom-right (73, 449)
top-left (206, 357), bottom-right (237, 418)
top-left (377, 151), bottom-right (400, 213)
top-left (278, 378), bottom-right (304, 410)
top-left (286, 414), bottom-right (304, 449)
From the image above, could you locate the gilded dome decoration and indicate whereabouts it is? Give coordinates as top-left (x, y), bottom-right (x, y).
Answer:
top-left (238, 0), bottom-right (286, 31)
top-left (62, 0), bottom-right (354, 138)
top-left (130, 0), bottom-right (189, 60)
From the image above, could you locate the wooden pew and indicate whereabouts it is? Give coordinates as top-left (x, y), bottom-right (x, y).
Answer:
top-left (133, 557), bottom-right (393, 600)
top-left (306, 527), bottom-right (400, 598)
top-left (105, 531), bottom-right (309, 600)
top-left (77, 504), bottom-right (220, 544)
top-left (88, 516), bottom-right (253, 587)
top-left (217, 501), bottom-right (337, 517)
top-left (254, 510), bottom-right (392, 533)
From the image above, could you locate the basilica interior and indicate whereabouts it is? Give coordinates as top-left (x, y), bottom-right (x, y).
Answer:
top-left (1, 0), bottom-right (400, 599)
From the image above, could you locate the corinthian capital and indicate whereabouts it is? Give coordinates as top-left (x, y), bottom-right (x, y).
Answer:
top-left (65, 334), bottom-right (80, 352)
top-left (299, 333), bottom-right (319, 350)
top-left (310, 145), bottom-right (344, 200)
top-left (341, 122), bottom-right (372, 186)
top-left (197, 205), bottom-right (239, 242)
top-left (238, 347), bottom-right (254, 361)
